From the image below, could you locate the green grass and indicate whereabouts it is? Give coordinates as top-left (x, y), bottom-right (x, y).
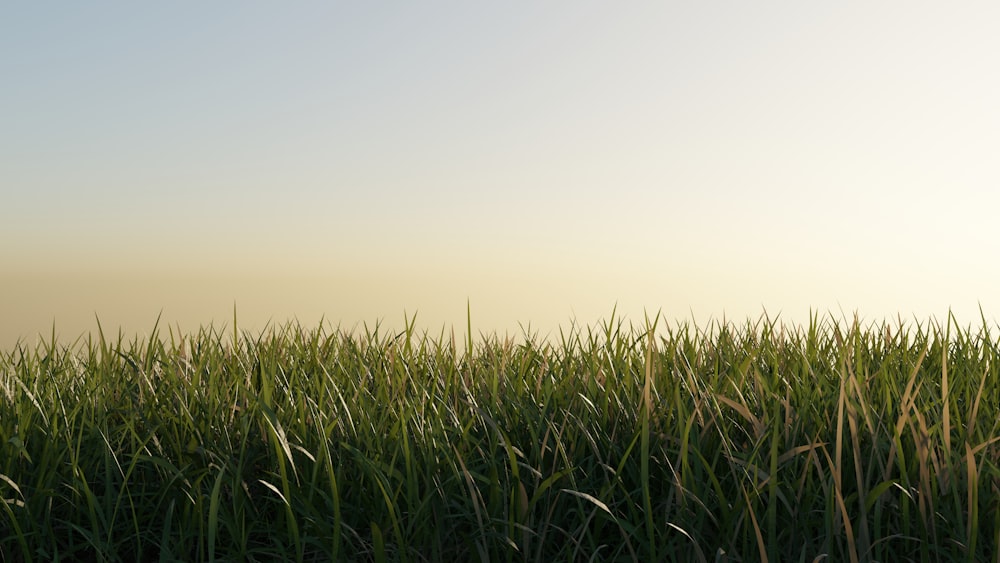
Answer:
top-left (2, 311), bottom-right (999, 562)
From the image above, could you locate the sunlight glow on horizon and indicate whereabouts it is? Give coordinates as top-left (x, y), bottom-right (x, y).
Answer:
top-left (3, 3), bottom-right (999, 346)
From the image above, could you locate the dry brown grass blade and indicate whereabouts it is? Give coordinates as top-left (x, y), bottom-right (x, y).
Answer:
top-left (783, 387), bottom-right (793, 440)
top-left (966, 442), bottom-right (978, 556)
top-left (738, 484), bottom-right (768, 563)
top-left (678, 355), bottom-right (707, 426)
top-left (967, 364), bottom-right (989, 439)
top-left (970, 436), bottom-right (1000, 457)
top-left (844, 365), bottom-right (875, 439)
top-left (453, 446), bottom-right (485, 532)
top-left (909, 408), bottom-right (938, 545)
top-left (517, 480), bottom-right (529, 523)
top-left (666, 522), bottom-right (708, 563)
top-left (819, 443), bottom-right (860, 563)
top-left (778, 442), bottom-right (827, 465)
top-left (834, 366), bottom-right (846, 519)
top-left (885, 346), bottom-right (929, 481)
top-left (846, 394), bottom-right (871, 558)
top-left (942, 337), bottom-right (951, 458)
top-left (900, 345), bottom-right (928, 416)
top-left (716, 395), bottom-right (764, 440)
top-left (794, 439), bottom-right (829, 507)
top-left (643, 330), bottom-right (654, 420)
top-left (919, 408), bottom-right (946, 489)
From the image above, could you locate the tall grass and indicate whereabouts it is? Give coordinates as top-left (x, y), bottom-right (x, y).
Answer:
top-left (1, 312), bottom-right (998, 561)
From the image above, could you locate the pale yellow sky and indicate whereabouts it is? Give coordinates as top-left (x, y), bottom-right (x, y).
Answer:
top-left (3, 3), bottom-right (999, 347)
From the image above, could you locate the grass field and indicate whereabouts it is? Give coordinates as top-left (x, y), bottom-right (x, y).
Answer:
top-left (1, 312), bottom-right (998, 562)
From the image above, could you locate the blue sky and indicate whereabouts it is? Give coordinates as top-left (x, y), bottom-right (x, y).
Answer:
top-left (3, 3), bottom-right (1000, 344)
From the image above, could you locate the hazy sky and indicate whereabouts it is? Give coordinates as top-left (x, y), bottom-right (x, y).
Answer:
top-left (3, 3), bottom-right (999, 346)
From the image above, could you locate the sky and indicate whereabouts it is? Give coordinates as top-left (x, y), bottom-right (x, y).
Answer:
top-left (3, 3), bottom-right (1000, 347)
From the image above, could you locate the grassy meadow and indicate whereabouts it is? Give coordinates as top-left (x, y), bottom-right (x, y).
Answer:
top-left (1, 312), bottom-right (999, 562)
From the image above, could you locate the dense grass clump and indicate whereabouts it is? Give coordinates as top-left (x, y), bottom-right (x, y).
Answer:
top-left (2, 313), bottom-right (1000, 562)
